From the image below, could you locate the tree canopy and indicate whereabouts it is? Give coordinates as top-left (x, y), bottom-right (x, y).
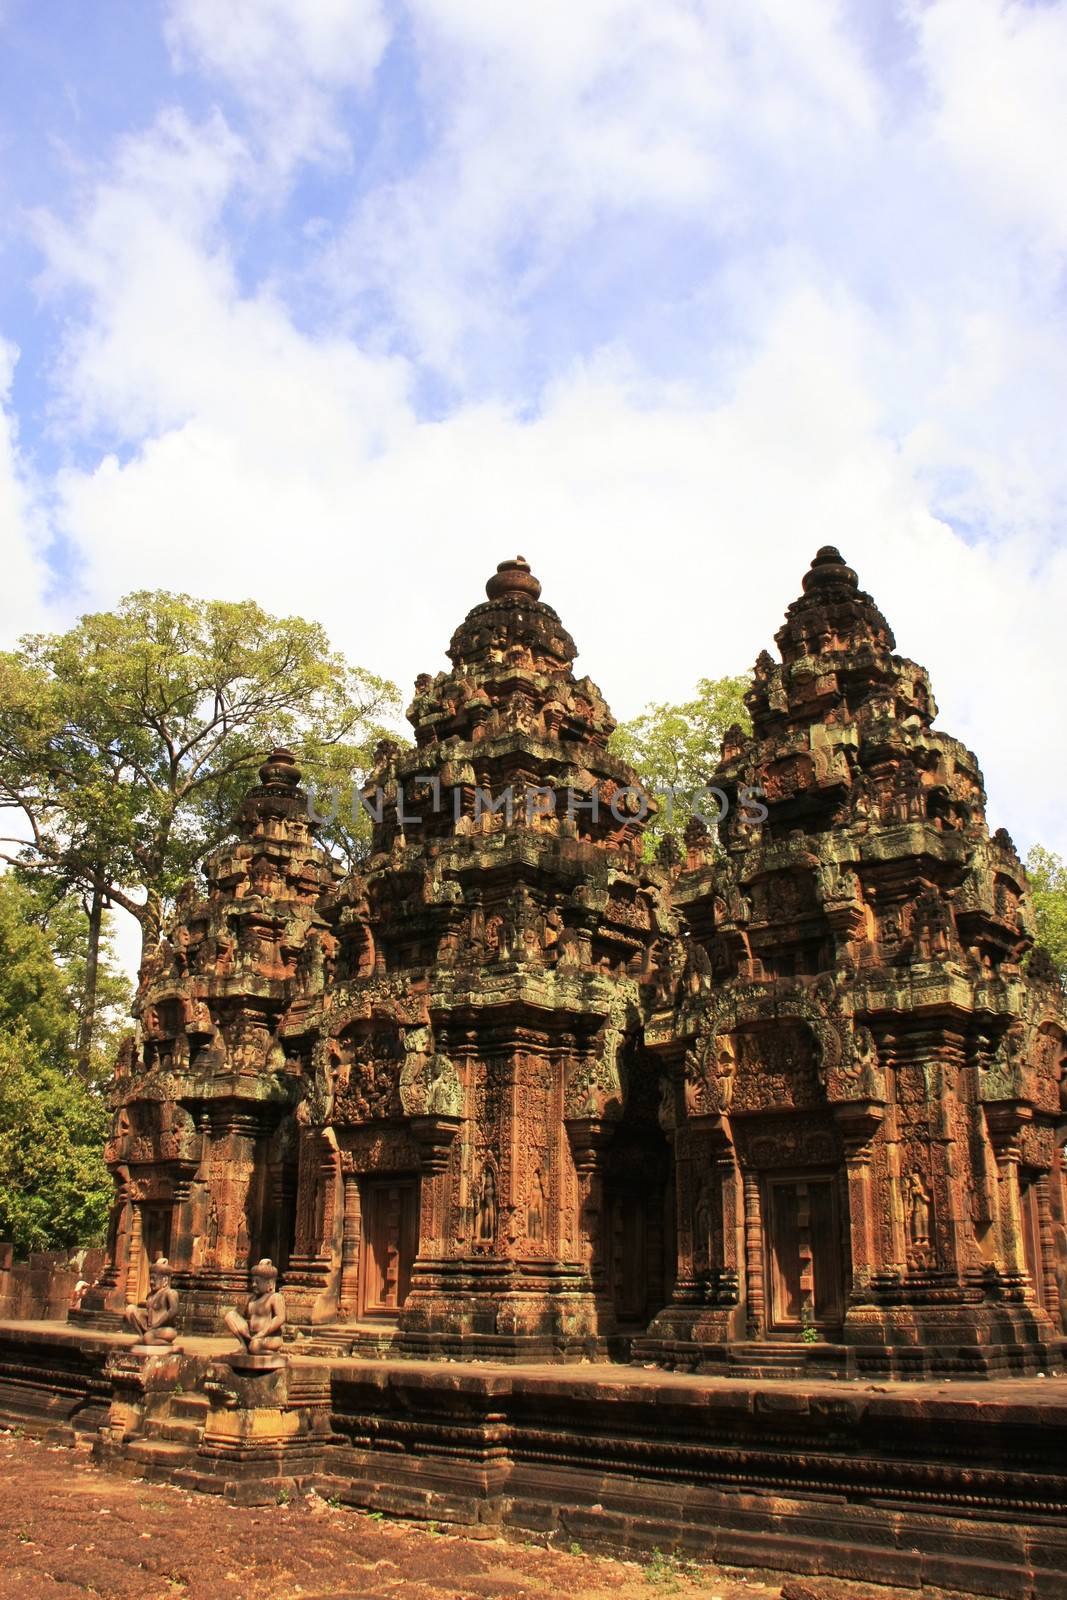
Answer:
top-left (1026, 845), bottom-right (1067, 989)
top-left (609, 674), bottom-right (752, 856)
top-left (0, 874), bottom-right (126, 1253)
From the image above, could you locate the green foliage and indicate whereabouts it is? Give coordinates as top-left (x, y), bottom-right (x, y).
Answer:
top-left (2, 873), bottom-right (131, 1088)
top-left (0, 876), bottom-right (113, 1253)
top-left (609, 674), bottom-right (752, 857)
top-left (0, 1027), bottom-right (111, 1253)
top-left (645, 1548), bottom-right (688, 1590)
top-left (0, 874), bottom-right (74, 1051)
top-left (0, 589), bottom-right (400, 964)
top-left (1026, 845), bottom-right (1067, 988)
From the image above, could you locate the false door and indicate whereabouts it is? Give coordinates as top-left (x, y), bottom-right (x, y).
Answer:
top-left (360, 1177), bottom-right (419, 1317)
top-left (765, 1175), bottom-right (844, 1333)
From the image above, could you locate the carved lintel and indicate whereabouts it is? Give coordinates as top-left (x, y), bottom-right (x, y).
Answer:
top-left (409, 1113), bottom-right (463, 1174)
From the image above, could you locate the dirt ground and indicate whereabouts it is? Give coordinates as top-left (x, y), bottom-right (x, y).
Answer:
top-left (0, 1428), bottom-right (891, 1600)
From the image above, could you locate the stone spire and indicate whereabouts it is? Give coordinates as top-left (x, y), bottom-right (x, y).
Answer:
top-left (235, 746), bottom-right (315, 842)
top-left (446, 555), bottom-right (577, 674)
top-left (745, 546), bottom-right (934, 741)
top-left (369, 554), bottom-right (634, 858)
top-left (775, 545), bottom-right (895, 665)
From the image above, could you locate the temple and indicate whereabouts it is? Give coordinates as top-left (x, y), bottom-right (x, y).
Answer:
top-left (79, 549), bottom-right (1067, 1376)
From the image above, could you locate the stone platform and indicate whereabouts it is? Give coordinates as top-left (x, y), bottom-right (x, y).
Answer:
top-left (2, 1319), bottom-right (1067, 1599)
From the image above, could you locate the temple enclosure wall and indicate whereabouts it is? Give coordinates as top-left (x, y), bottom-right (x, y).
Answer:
top-left (0, 1244), bottom-right (106, 1322)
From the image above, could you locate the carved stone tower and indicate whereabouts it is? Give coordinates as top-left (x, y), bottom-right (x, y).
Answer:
top-left (286, 556), bottom-right (676, 1356)
top-left (81, 749), bottom-right (337, 1331)
top-left (642, 547), bottom-right (1067, 1374)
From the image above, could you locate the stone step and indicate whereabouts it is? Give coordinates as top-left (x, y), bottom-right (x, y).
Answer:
top-left (123, 1437), bottom-right (195, 1469)
top-left (170, 1394), bottom-right (210, 1421)
top-left (153, 1419), bottom-right (205, 1445)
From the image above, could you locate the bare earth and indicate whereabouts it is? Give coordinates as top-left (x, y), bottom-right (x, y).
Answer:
top-left (0, 1429), bottom-right (892, 1600)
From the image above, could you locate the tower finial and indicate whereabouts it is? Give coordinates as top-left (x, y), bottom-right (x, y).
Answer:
top-left (801, 546), bottom-right (857, 593)
top-left (485, 555), bottom-right (542, 602)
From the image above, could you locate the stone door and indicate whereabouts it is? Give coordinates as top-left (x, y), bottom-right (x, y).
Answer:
top-left (606, 1189), bottom-right (648, 1324)
top-left (360, 1176), bottom-right (419, 1317)
top-left (764, 1175), bottom-right (844, 1333)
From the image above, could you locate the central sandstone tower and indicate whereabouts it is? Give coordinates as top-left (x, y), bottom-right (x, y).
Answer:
top-left (282, 555), bottom-right (675, 1355)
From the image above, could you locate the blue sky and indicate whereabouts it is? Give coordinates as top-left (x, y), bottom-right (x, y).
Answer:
top-left (2, 0), bottom-right (1067, 891)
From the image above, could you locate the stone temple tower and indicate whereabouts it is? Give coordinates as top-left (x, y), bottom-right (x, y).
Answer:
top-left (641, 547), bottom-right (1067, 1374)
top-left (82, 748), bottom-right (338, 1331)
top-left (82, 549), bottom-right (1067, 1376)
top-left (284, 555), bottom-right (677, 1356)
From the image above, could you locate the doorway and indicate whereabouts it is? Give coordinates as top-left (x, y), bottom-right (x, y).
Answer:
top-left (359, 1176), bottom-right (419, 1317)
top-left (139, 1202), bottom-right (173, 1298)
top-left (764, 1174), bottom-right (844, 1335)
top-left (606, 1189), bottom-right (649, 1324)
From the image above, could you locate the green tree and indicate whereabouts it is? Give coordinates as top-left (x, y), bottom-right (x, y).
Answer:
top-left (6, 873), bottom-right (132, 1088)
top-left (0, 875), bottom-right (116, 1252)
top-left (609, 674), bottom-right (752, 857)
top-left (1026, 845), bottom-right (1067, 988)
top-left (0, 592), bottom-right (399, 1066)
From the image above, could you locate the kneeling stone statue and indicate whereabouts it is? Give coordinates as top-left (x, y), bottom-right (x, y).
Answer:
top-left (124, 1256), bottom-right (180, 1351)
top-left (224, 1258), bottom-right (287, 1369)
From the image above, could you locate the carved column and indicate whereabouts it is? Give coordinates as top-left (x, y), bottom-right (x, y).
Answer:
top-left (1036, 1173), bottom-right (1059, 1321)
top-left (742, 1168), bottom-right (765, 1338)
top-left (315, 1135), bottom-right (340, 1261)
top-left (882, 1106), bottom-right (908, 1273)
top-left (564, 1117), bottom-right (614, 1294)
top-left (124, 1200), bottom-right (144, 1305)
top-left (835, 1103), bottom-right (884, 1299)
top-left (718, 1147), bottom-right (742, 1287)
top-left (670, 1125), bottom-right (701, 1305)
top-left (986, 1108), bottom-right (1030, 1290)
top-left (293, 1129), bottom-right (319, 1257)
top-left (338, 1171), bottom-right (362, 1319)
top-left (846, 1145), bottom-right (873, 1294)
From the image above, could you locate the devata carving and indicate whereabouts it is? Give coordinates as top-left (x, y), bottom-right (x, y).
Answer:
top-left (80, 550), bottom-right (1066, 1375)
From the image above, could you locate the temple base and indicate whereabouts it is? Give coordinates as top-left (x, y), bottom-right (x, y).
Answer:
top-left (3, 1319), bottom-right (1067, 1596)
top-left (637, 1296), bottom-right (1064, 1377)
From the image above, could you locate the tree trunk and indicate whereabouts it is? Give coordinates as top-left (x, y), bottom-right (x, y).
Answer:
top-left (139, 886), bottom-right (163, 966)
top-left (76, 882), bottom-right (104, 1080)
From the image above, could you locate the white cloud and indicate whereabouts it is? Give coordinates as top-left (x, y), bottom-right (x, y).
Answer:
top-left (165, 0), bottom-right (390, 175)
top-left (31, 110), bottom-right (250, 441)
top-left (0, 340), bottom-right (52, 640)
top-left (330, 0), bottom-right (879, 372)
top-left (913, 0), bottom-right (1067, 252)
top-left (38, 227), bottom-right (1067, 864)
